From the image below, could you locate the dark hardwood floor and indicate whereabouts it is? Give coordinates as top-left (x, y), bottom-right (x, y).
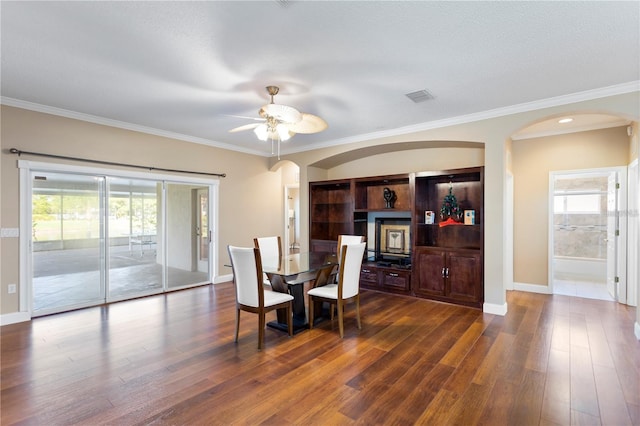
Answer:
top-left (1, 283), bottom-right (639, 425)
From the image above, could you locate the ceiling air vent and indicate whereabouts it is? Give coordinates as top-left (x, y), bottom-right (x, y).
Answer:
top-left (405, 89), bottom-right (435, 103)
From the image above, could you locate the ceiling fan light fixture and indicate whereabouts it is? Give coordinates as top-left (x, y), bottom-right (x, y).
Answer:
top-left (229, 85), bottom-right (327, 158)
top-left (261, 103), bottom-right (302, 124)
top-left (254, 124), bottom-right (269, 141)
top-left (276, 124), bottom-right (291, 141)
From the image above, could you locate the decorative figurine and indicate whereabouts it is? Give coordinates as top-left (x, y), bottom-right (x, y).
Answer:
top-left (383, 187), bottom-right (397, 209)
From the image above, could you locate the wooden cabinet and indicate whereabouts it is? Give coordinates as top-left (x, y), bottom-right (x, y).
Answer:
top-left (412, 167), bottom-right (484, 308)
top-left (413, 247), bottom-right (482, 307)
top-left (379, 267), bottom-right (411, 293)
top-left (310, 180), bottom-right (353, 252)
top-left (354, 175), bottom-right (411, 211)
top-left (359, 264), bottom-right (379, 288)
top-left (310, 174), bottom-right (410, 254)
top-left (309, 167), bottom-right (483, 308)
top-left (359, 263), bottom-right (411, 295)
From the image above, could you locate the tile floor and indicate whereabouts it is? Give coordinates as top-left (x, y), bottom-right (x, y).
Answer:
top-left (553, 278), bottom-right (615, 301)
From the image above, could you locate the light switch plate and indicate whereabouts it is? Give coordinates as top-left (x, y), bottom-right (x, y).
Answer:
top-left (1, 228), bottom-right (19, 238)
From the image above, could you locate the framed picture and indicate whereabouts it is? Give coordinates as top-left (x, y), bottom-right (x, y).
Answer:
top-left (464, 210), bottom-right (475, 225)
top-left (425, 210), bottom-right (435, 224)
top-left (385, 228), bottom-right (405, 252)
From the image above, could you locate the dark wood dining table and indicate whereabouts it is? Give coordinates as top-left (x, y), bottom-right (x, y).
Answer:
top-left (262, 252), bottom-right (336, 333)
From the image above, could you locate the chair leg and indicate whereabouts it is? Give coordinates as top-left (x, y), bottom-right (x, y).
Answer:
top-left (287, 303), bottom-right (293, 337)
top-left (337, 301), bottom-right (344, 338)
top-left (258, 312), bottom-right (265, 350)
top-left (235, 308), bottom-right (240, 342)
top-left (308, 296), bottom-right (315, 329)
top-left (355, 296), bottom-right (361, 330)
top-left (330, 303), bottom-right (334, 321)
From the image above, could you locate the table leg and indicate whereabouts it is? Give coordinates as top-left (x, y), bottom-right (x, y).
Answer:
top-left (288, 283), bottom-right (307, 328)
top-left (266, 273), bottom-right (308, 333)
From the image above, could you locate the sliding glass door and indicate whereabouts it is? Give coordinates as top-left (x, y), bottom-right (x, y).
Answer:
top-left (166, 183), bottom-right (210, 289)
top-left (29, 166), bottom-right (216, 317)
top-left (32, 172), bottom-right (105, 315)
top-left (108, 178), bottom-right (162, 301)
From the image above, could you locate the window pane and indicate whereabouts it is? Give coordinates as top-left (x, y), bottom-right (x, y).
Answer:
top-left (108, 178), bottom-right (162, 300)
top-left (565, 194), bottom-right (600, 213)
top-left (166, 183), bottom-right (209, 289)
top-left (32, 172), bottom-right (104, 315)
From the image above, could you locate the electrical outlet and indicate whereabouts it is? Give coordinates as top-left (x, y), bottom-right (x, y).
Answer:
top-left (8, 284), bottom-right (17, 294)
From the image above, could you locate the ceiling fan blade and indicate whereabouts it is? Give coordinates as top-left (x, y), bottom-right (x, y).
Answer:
top-left (287, 113), bottom-right (328, 134)
top-left (229, 123), bottom-right (261, 133)
top-left (224, 114), bottom-right (266, 122)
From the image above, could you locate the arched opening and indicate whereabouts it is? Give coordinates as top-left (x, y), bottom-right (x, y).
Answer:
top-left (510, 113), bottom-right (636, 304)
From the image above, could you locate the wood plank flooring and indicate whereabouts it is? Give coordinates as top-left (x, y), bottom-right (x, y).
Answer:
top-left (1, 283), bottom-right (639, 425)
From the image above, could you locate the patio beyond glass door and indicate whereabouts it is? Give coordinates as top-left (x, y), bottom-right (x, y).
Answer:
top-left (108, 178), bottom-right (162, 301)
top-left (32, 172), bottom-right (105, 315)
top-left (30, 168), bottom-right (214, 316)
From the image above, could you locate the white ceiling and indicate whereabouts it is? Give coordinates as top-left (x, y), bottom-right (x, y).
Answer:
top-left (1, 1), bottom-right (639, 157)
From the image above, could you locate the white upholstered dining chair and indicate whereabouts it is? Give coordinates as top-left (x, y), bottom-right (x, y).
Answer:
top-left (337, 234), bottom-right (365, 254)
top-left (227, 245), bottom-right (293, 349)
top-left (253, 236), bottom-right (283, 286)
top-left (328, 234), bottom-right (365, 284)
top-left (308, 242), bottom-right (366, 338)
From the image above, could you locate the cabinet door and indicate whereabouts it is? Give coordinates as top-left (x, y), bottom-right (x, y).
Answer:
top-left (447, 251), bottom-right (482, 303)
top-left (413, 248), bottom-right (446, 297)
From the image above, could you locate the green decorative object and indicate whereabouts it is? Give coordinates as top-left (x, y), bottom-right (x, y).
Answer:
top-left (440, 183), bottom-right (461, 221)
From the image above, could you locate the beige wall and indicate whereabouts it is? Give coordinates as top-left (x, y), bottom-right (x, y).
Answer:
top-left (327, 146), bottom-right (485, 180)
top-left (512, 126), bottom-right (631, 287)
top-left (2, 91), bottom-right (639, 322)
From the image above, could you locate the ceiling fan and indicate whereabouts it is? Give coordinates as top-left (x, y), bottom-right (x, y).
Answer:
top-left (229, 85), bottom-right (328, 157)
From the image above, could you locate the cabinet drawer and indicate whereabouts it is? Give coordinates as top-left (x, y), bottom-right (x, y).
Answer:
top-left (360, 267), bottom-right (378, 284)
top-left (380, 270), bottom-right (410, 292)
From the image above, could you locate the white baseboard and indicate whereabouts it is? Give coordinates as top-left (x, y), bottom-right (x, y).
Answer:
top-left (635, 321), bottom-right (640, 340)
top-left (513, 282), bottom-right (552, 294)
top-left (483, 302), bottom-right (508, 316)
top-left (0, 311), bottom-right (31, 326)
top-left (213, 273), bottom-right (233, 284)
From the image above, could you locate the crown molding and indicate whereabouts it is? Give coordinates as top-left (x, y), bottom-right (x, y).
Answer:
top-left (299, 80), bottom-right (640, 153)
top-left (0, 97), bottom-right (267, 157)
top-left (3, 80), bottom-right (639, 157)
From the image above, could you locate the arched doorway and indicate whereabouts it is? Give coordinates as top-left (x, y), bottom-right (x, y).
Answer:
top-left (511, 113), bottom-right (635, 303)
